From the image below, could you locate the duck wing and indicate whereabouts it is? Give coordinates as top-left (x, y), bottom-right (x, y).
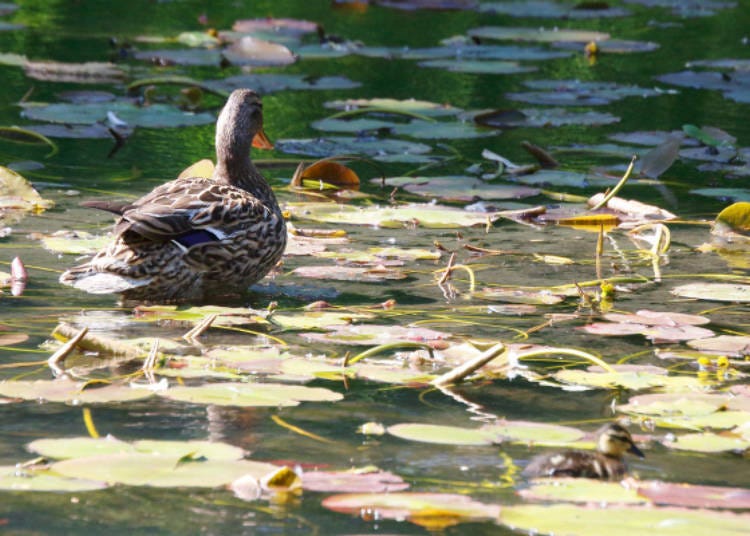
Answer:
top-left (113, 178), bottom-right (271, 246)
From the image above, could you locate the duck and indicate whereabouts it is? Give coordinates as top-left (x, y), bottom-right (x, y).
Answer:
top-left (60, 88), bottom-right (287, 303)
top-left (522, 422), bottom-right (644, 480)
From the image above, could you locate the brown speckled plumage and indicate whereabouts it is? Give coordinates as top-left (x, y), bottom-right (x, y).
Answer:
top-left (60, 89), bottom-right (286, 303)
top-left (522, 423), bottom-right (644, 481)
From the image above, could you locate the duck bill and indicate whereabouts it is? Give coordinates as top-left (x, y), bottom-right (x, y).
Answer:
top-left (251, 129), bottom-right (274, 150)
top-left (628, 443), bottom-right (645, 459)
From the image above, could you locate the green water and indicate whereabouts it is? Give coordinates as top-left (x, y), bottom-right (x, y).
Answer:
top-left (1, 1), bottom-right (749, 534)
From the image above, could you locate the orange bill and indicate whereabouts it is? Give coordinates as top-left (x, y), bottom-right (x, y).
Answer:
top-left (252, 128), bottom-right (274, 150)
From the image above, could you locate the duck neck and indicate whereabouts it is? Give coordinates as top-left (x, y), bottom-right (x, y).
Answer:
top-left (213, 132), bottom-right (277, 208)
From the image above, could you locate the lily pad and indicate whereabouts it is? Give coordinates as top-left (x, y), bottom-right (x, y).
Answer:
top-left (690, 188), bottom-right (750, 202)
top-left (322, 492), bottom-right (501, 527)
top-left (553, 365), bottom-right (703, 391)
top-left (0, 465), bottom-right (107, 492)
top-left (52, 453), bottom-right (277, 488)
top-left (507, 80), bottom-right (663, 106)
top-left (480, 420), bottom-right (585, 445)
top-left (638, 481), bottom-right (750, 510)
top-left (21, 101), bottom-right (214, 128)
top-left (324, 97), bottom-right (461, 117)
top-left (418, 59), bottom-right (536, 75)
top-left (382, 175), bottom-right (540, 202)
top-left (287, 202), bottom-right (500, 228)
top-left (472, 107), bottom-right (619, 128)
top-left (159, 382), bottom-right (343, 407)
top-left (500, 504), bottom-right (750, 536)
top-left (275, 136), bottom-right (432, 161)
top-left (223, 36), bottom-right (297, 66)
top-left (687, 335), bottom-right (750, 356)
top-left (38, 231), bottom-right (111, 254)
top-left (387, 423), bottom-right (495, 445)
top-left (392, 120), bottom-right (500, 139)
top-left (0, 379), bottom-right (154, 404)
top-left (292, 265), bottom-right (408, 282)
top-left (0, 166), bottom-right (54, 217)
top-left (133, 48), bottom-right (223, 66)
top-left (401, 44), bottom-right (571, 61)
top-left (206, 73), bottom-right (360, 94)
top-left (480, 1), bottom-right (630, 18)
top-left (671, 283), bottom-right (750, 302)
top-left (302, 469), bottom-right (409, 493)
top-left (520, 478), bottom-right (645, 504)
top-left (468, 26), bottom-right (609, 43)
top-left (302, 324), bottom-right (449, 346)
top-left (664, 432), bottom-right (750, 453)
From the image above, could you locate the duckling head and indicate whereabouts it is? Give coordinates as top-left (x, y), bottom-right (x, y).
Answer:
top-left (597, 423), bottom-right (645, 459)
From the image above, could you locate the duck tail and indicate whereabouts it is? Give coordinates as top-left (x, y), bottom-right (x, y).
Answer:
top-left (60, 265), bottom-right (150, 294)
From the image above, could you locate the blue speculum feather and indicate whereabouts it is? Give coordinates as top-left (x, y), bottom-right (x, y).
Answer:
top-left (173, 229), bottom-right (219, 248)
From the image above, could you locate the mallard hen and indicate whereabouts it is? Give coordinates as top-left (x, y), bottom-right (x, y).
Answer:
top-left (60, 89), bottom-right (286, 302)
top-left (522, 422), bottom-right (644, 480)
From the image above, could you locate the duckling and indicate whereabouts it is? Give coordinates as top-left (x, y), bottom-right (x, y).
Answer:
top-left (523, 422), bottom-right (644, 480)
top-left (60, 89), bottom-right (286, 303)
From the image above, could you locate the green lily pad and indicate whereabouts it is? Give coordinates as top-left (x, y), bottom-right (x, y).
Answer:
top-left (292, 265), bottom-right (407, 282)
top-left (664, 432), bottom-right (750, 453)
top-left (159, 382), bottom-right (343, 407)
top-left (287, 202), bottom-right (500, 228)
top-left (270, 310), bottom-right (374, 330)
top-left (714, 202), bottom-right (750, 235)
top-left (382, 176), bottom-right (540, 202)
top-left (38, 231), bottom-right (111, 254)
top-left (275, 136), bottom-right (432, 162)
top-left (553, 366), bottom-right (703, 391)
top-left (418, 59), bottom-right (537, 75)
top-left (133, 48), bottom-right (223, 66)
top-left (392, 120), bottom-right (500, 139)
top-left (207, 73), bottom-right (360, 94)
top-left (671, 283), bottom-right (750, 302)
top-left (507, 80), bottom-right (662, 106)
top-left (324, 97), bottom-right (461, 117)
top-left (479, 1), bottom-right (630, 19)
top-left (28, 436), bottom-right (137, 459)
top-left (520, 478), bottom-right (646, 504)
top-left (480, 420), bottom-right (585, 445)
top-left (0, 465), bottom-right (107, 492)
top-left (52, 453), bottom-right (277, 488)
top-left (400, 44), bottom-right (570, 61)
top-left (618, 393), bottom-right (731, 417)
top-left (471, 107), bottom-right (619, 128)
top-left (313, 246), bottom-right (440, 263)
top-left (387, 423), bottom-right (495, 446)
top-left (0, 379), bottom-right (154, 404)
top-left (468, 26), bottom-right (609, 43)
top-left (311, 117), bottom-right (399, 133)
top-left (352, 364), bottom-right (436, 385)
top-left (500, 504), bottom-right (750, 536)
top-left (21, 101), bottom-right (215, 128)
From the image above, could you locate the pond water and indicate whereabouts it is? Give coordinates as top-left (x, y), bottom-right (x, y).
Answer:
top-left (1, 0), bottom-right (750, 534)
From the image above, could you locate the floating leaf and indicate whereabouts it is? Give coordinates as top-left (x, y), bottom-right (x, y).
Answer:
top-left (664, 432), bottom-right (750, 453)
top-left (276, 136), bottom-right (431, 161)
top-left (691, 188), bottom-right (750, 202)
top-left (382, 176), bottom-right (539, 202)
top-left (0, 379), bottom-right (153, 404)
top-left (638, 481), bottom-right (750, 510)
top-left (0, 465), bottom-right (107, 492)
top-left (687, 335), bottom-right (750, 356)
top-left (480, 420), bottom-right (585, 445)
top-left (23, 60), bottom-right (124, 83)
top-left (468, 26), bottom-right (610, 43)
top-left (159, 382), bottom-right (343, 407)
top-left (387, 423), bottom-right (495, 445)
top-left (21, 101), bottom-right (214, 128)
top-left (52, 453), bottom-right (277, 488)
top-left (520, 478), bottom-right (645, 504)
top-left (287, 202), bottom-right (499, 228)
top-left (500, 504), bottom-right (750, 536)
top-left (472, 107), bottom-right (619, 128)
top-left (292, 160), bottom-right (360, 189)
top-left (206, 73), bottom-right (360, 94)
top-left (302, 324), bottom-right (449, 346)
top-left (418, 59), bottom-right (536, 75)
top-left (324, 97), bottom-right (461, 117)
top-left (507, 80), bottom-right (662, 106)
top-left (322, 492), bottom-right (501, 528)
top-left (553, 365), bottom-right (703, 391)
top-left (671, 283), bottom-right (750, 302)
top-left (38, 230), bottom-right (111, 255)
top-left (133, 48), bottom-right (222, 66)
top-left (0, 166), bottom-right (54, 217)
top-left (292, 265), bottom-right (407, 282)
top-left (393, 120), bottom-right (500, 139)
top-left (303, 469), bottom-right (409, 493)
top-left (480, 1), bottom-right (630, 18)
top-left (618, 393), bottom-right (732, 417)
top-left (223, 36), bottom-right (297, 66)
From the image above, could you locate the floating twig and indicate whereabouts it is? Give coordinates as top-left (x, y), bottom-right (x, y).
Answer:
top-left (48, 326), bottom-right (88, 376)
